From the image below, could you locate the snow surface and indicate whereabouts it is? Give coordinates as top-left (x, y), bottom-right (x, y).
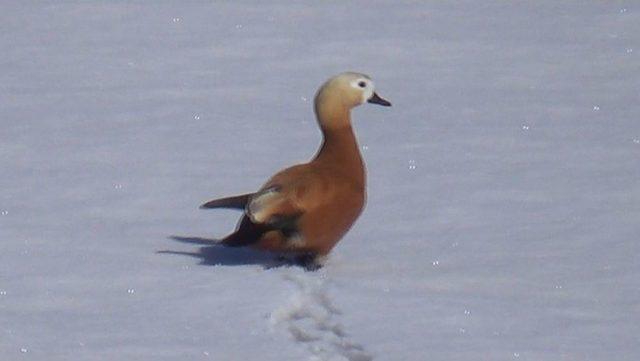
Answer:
top-left (1, 2), bottom-right (639, 360)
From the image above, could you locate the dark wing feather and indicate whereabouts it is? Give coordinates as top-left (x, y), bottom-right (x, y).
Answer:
top-left (219, 215), bottom-right (270, 247)
top-left (200, 193), bottom-right (253, 210)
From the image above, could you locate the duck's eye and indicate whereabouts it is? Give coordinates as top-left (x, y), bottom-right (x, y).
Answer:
top-left (358, 81), bottom-right (367, 88)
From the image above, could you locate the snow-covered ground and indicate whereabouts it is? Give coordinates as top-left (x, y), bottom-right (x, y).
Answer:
top-left (1, 2), bottom-right (639, 360)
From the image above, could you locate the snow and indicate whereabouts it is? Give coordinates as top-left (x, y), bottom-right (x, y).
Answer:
top-left (1, 1), bottom-right (639, 360)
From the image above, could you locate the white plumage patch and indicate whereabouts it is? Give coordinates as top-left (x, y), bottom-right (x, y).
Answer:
top-left (350, 78), bottom-right (375, 104)
top-left (287, 232), bottom-right (306, 248)
top-left (247, 186), bottom-right (281, 224)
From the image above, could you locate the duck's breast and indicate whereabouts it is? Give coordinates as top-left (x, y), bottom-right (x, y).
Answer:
top-left (299, 178), bottom-right (365, 254)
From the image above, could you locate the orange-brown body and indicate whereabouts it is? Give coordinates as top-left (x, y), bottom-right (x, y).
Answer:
top-left (200, 72), bottom-right (390, 267)
top-left (253, 131), bottom-right (366, 255)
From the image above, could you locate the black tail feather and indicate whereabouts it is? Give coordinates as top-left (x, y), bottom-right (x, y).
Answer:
top-left (219, 215), bottom-right (269, 247)
top-left (200, 193), bottom-right (253, 210)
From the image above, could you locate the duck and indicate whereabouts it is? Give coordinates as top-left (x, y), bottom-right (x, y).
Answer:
top-left (200, 72), bottom-right (391, 269)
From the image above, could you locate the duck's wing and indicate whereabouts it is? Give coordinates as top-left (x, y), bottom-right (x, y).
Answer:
top-left (218, 185), bottom-right (303, 247)
top-left (216, 164), bottom-right (317, 247)
top-left (199, 193), bottom-right (253, 210)
top-left (246, 185), bottom-right (304, 228)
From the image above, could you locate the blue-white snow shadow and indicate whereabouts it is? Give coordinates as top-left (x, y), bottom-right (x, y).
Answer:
top-left (160, 236), bottom-right (291, 269)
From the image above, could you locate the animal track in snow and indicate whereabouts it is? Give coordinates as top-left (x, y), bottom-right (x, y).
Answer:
top-left (270, 272), bottom-right (373, 361)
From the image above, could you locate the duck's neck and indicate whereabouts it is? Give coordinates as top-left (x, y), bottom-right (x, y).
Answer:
top-left (312, 107), bottom-right (365, 188)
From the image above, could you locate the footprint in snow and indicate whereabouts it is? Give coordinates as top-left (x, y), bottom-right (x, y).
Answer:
top-left (270, 271), bottom-right (373, 361)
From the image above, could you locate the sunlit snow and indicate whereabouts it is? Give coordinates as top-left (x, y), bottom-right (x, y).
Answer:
top-left (1, 2), bottom-right (639, 360)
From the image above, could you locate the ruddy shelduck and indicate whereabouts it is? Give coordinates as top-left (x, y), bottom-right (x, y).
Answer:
top-left (201, 72), bottom-right (391, 269)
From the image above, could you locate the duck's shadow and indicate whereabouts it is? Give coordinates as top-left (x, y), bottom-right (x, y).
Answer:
top-left (159, 236), bottom-right (294, 269)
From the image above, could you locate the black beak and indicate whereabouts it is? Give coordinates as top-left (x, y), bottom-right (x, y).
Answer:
top-left (367, 92), bottom-right (392, 107)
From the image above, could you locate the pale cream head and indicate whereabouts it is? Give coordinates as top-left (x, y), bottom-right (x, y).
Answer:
top-left (314, 72), bottom-right (391, 129)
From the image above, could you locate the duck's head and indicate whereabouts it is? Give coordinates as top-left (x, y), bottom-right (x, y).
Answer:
top-left (314, 72), bottom-right (391, 127)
